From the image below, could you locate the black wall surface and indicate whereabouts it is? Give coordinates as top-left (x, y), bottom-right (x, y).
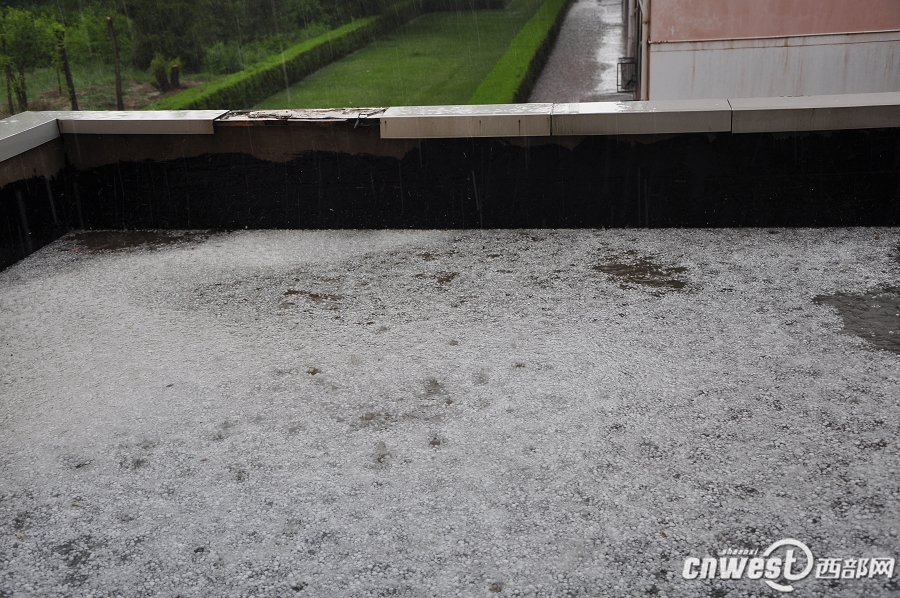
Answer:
top-left (0, 173), bottom-right (75, 272)
top-left (2, 128), bottom-right (900, 271)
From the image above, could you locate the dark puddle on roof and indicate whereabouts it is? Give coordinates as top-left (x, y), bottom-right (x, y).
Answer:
top-left (414, 271), bottom-right (458, 285)
top-left (814, 287), bottom-right (900, 354)
top-left (281, 289), bottom-right (342, 310)
top-left (284, 289), bottom-right (342, 302)
top-left (593, 256), bottom-right (687, 290)
top-left (73, 231), bottom-right (208, 250)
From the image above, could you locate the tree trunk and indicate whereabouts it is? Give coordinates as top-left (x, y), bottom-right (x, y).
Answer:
top-left (4, 68), bottom-right (14, 115)
top-left (3, 38), bottom-right (15, 115)
top-left (170, 64), bottom-right (180, 88)
top-left (153, 68), bottom-right (170, 92)
top-left (107, 17), bottom-right (124, 110)
top-left (56, 67), bottom-right (62, 95)
top-left (56, 31), bottom-right (79, 111)
top-left (14, 64), bottom-right (27, 112)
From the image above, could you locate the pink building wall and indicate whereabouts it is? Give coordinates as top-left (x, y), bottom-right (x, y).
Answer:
top-left (650, 0), bottom-right (900, 43)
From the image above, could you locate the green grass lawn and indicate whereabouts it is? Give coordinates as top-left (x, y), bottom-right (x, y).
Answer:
top-left (255, 0), bottom-right (543, 109)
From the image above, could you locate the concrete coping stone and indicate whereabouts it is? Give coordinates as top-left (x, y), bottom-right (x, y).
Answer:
top-left (52, 110), bottom-right (230, 135)
top-left (380, 104), bottom-right (554, 138)
top-left (552, 99), bottom-right (732, 135)
top-left (0, 112), bottom-right (60, 163)
top-left (729, 92), bottom-right (900, 133)
top-left (0, 110), bottom-right (227, 165)
top-left (379, 92), bottom-right (900, 139)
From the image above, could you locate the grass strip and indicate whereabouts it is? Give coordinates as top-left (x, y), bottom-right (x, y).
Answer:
top-left (468, 0), bottom-right (572, 104)
top-left (149, 1), bottom-right (423, 110)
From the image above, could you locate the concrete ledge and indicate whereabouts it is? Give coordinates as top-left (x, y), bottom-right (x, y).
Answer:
top-left (54, 110), bottom-right (229, 135)
top-left (380, 104), bottom-right (553, 138)
top-left (4, 92), bottom-right (900, 168)
top-left (552, 99), bottom-right (732, 135)
top-left (0, 112), bottom-right (60, 163)
top-left (730, 92), bottom-right (900, 133)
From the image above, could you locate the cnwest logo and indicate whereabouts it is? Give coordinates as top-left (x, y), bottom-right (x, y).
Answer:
top-left (682, 538), bottom-right (894, 593)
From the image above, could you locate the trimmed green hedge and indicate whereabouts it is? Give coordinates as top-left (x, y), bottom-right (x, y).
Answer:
top-left (421, 0), bottom-right (510, 10)
top-left (149, 0), bottom-right (424, 110)
top-left (468, 0), bottom-right (572, 104)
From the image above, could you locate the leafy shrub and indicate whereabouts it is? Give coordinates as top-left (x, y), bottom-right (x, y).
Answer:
top-left (204, 42), bottom-right (243, 75)
top-left (295, 22), bottom-right (331, 41)
top-left (239, 34), bottom-right (291, 67)
top-left (469, 0), bottom-right (572, 104)
top-left (149, 52), bottom-right (172, 91)
top-left (129, 0), bottom-right (202, 70)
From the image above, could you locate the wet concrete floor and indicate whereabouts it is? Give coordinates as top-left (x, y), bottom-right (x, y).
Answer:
top-left (1, 228), bottom-right (899, 597)
top-left (530, 0), bottom-right (635, 103)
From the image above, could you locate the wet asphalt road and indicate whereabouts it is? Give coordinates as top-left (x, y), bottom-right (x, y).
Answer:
top-left (530, 0), bottom-right (635, 103)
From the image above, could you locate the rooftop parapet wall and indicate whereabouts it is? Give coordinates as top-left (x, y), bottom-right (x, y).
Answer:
top-left (21, 124), bottom-right (900, 229)
top-left (4, 93), bottom-right (900, 168)
top-left (2, 96), bottom-right (900, 271)
top-left (650, 0), bottom-right (900, 43)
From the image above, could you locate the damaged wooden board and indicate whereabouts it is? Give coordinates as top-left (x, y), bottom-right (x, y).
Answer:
top-left (217, 109), bottom-right (387, 126)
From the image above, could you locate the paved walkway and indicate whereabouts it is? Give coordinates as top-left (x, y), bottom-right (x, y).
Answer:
top-left (530, 0), bottom-right (635, 103)
top-left (1, 229), bottom-right (899, 596)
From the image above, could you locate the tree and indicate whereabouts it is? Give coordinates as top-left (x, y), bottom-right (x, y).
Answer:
top-left (1, 40), bottom-right (15, 115)
top-left (128, 0), bottom-right (201, 70)
top-left (65, 5), bottom-right (133, 66)
top-left (106, 17), bottom-right (123, 109)
top-left (51, 23), bottom-right (78, 110)
top-left (1, 8), bottom-right (55, 111)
